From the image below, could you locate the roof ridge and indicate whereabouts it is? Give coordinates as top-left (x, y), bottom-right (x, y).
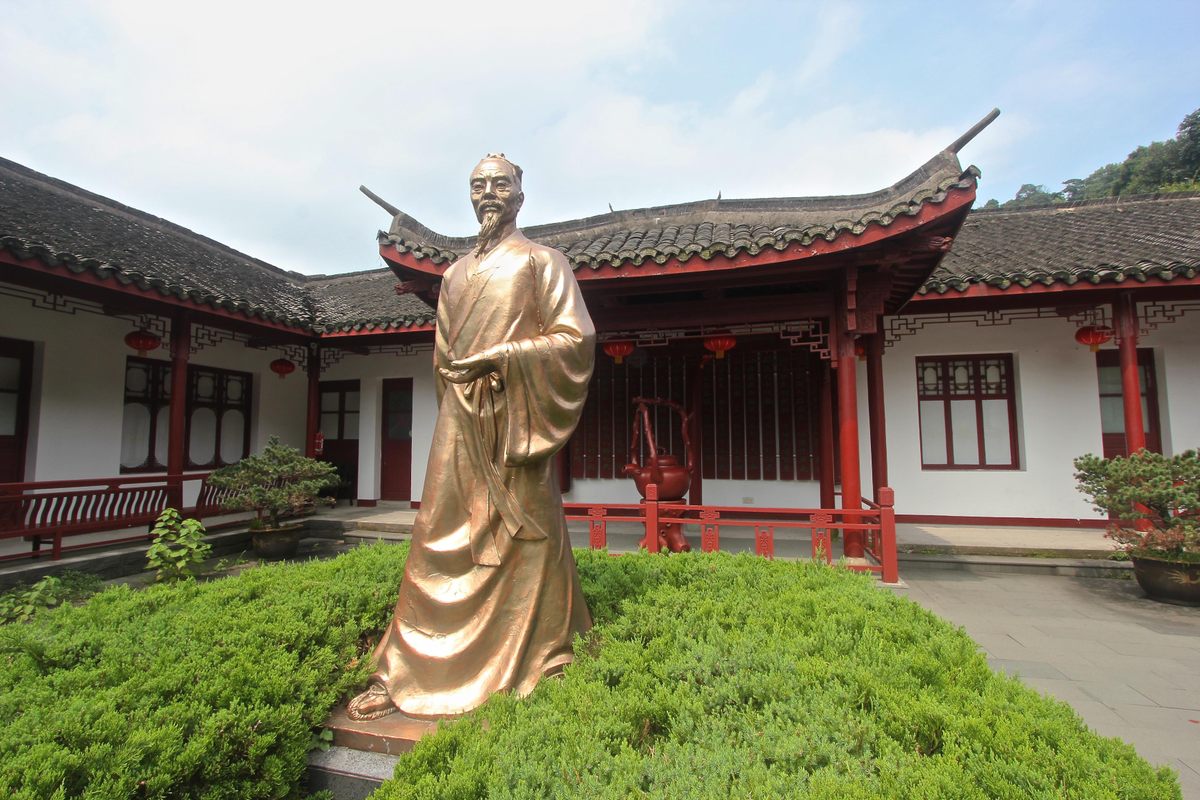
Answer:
top-left (970, 190), bottom-right (1200, 217)
top-left (0, 155), bottom-right (310, 284)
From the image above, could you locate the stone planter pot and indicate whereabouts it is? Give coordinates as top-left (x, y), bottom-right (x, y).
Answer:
top-left (1131, 554), bottom-right (1200, 606)
top-left (251, 523), bottom-right (306, 560)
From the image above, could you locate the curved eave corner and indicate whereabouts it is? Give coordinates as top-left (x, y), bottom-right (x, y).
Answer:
top-left (378, 175), bottom-right (980, 282)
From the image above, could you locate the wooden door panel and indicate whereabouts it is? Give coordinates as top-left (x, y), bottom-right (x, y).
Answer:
top-left (380, 378), bottom-right (413, 501)
top-left (0, 339), bottom-right (33, 484)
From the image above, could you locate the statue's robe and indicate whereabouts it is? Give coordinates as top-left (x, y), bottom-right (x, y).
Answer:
top-left (367, 230), bottom-right (595, 718)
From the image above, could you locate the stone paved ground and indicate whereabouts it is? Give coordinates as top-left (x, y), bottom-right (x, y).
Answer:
top-left (892, 567), bottom-right (1200, 799)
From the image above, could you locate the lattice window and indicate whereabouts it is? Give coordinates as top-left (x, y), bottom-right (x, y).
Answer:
top-left (319, 380), bottom-right (361, 441)
top-left (120, 357), bottom-right (253, 472)
top-left (570, 347), bottom-right (821, 482)
top-left (915, 353), bottom-right (1019, 470)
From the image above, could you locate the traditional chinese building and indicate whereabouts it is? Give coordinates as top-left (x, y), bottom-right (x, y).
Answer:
top-left (3, 113), bottom-right (1199, 574)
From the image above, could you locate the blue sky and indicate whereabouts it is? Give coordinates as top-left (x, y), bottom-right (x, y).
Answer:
top-left (2, 0), bottom-right (1197, 275)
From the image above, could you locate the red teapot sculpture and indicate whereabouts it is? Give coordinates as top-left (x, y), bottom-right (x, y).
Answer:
top-left (622, 396), bottom-right (694, 552)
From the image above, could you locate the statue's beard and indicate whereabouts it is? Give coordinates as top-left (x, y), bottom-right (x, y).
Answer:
top-left (475, 208), bottom-right (505, 256)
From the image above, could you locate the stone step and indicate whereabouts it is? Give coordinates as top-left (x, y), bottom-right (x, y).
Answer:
top-left (344, 529), bottom-right (412, 542)
top-left (898, 552), bottom-right (1133, 579)
top-left (306, 747), bottom-right (401, 800)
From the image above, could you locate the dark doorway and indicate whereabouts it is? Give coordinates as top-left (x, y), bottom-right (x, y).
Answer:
top-left (0, 337), bottom-right (33, 483)
top-left (380, 378), bottom-right (413, 502)
top-left (1095, 348), bottom-right (1161, 458)
top-left (318, 379), bottom-right (360, 500)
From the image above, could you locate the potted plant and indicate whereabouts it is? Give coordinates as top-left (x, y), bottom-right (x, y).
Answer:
top-left (1074, 449), bottom-right (1200, 605)
top-left (207, 436), bottom-right (340, 560)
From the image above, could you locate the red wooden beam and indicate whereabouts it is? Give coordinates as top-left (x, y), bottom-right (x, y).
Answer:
top-left (317, 324), bottom-right (436, 338)
top-left (912, 273), bottom-right (1200, 302)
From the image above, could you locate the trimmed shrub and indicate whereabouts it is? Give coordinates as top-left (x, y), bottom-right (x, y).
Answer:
top-left (373, 551), bottom-right (1179, 800)
top-left (0, 544), bottom-right (407, 799)
top-left (0, 547), bottom-right (1179, 799)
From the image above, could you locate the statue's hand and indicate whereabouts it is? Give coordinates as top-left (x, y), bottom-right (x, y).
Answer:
top-left (442, 347), bottom-right (508, 384)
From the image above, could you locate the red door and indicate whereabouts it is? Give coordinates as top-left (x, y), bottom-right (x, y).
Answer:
top-left (1096, 349), bottom-right (1161, 458)
top-left (0, 337), bottom-right (33, 483)
top-left (319, 380), bottom-right (360, 500)
top-left (380, 378), bottom-right (413, 501)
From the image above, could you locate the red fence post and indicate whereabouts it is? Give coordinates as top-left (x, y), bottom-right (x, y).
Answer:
top-left (588, 507), bottom-right (606, 550)
top-left (700, 509), bottom-right (719, 552)
top-left (643, 483), bottom-right (659, 552)
top-left (754, 525), bottom-right (774, 559)
top-left (878, 486), bottom-right (898, 584)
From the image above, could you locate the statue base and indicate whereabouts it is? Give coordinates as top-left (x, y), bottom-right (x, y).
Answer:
top-left (323, 704), bottom-right (440, 755)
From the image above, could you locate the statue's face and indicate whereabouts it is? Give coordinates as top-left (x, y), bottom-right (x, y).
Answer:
top-left (470, 160), bottom-right (523, 224)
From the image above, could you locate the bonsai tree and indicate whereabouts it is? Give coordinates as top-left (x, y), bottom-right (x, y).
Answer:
top-left (1074, 449), bottom-right (1200, 563)
top-left (207, 436), bottom-right (339, 530)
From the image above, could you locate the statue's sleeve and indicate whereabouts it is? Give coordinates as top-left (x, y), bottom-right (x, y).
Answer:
top-left (501, 248), bottom-right (595, 467)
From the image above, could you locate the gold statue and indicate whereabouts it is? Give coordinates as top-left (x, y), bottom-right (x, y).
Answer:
top-left (348, 155), bottom-right (595, 721)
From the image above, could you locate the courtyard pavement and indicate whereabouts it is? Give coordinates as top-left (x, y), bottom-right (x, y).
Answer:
top-left (892, 566), bottom-right (1200, 799)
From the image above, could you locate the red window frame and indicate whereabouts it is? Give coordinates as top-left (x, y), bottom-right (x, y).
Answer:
top-left (121, 357), bottom-right (253, 473)
top-left (915, 353), bottom-right (1020, 470)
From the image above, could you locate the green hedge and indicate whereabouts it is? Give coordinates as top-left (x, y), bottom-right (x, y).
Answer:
top-left (0, 546), bottom-right (1179, 799)
top-left (374, 551), bottom-right (1179, 800)
top-left (0, 545), bottom-right (407, 799)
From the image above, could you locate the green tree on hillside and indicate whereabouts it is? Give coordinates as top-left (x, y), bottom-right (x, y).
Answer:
top-left (985, 106), bottom-right (1200, 208)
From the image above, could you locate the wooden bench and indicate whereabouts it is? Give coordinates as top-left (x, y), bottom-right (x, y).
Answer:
top-left (0, 473), bottom-right (229, 561)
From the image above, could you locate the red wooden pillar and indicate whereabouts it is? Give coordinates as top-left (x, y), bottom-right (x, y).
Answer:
top-left (305, 344), bottom-right (321, 458)
top-left (1114, 294), bottom-right (1146, 454)
top-left (836, 348), bottom-right (864, 557)
top-left (817, 359), bottom-right (836, 510)
top-left (167, 313), bottom-right (190, 509)
top-left (834, 317), bottom-right (864, 560)
top-left (866, 329), bottom-right (888, 497)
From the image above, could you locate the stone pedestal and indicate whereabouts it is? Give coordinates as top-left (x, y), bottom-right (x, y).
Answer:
top-left (323, 704), bottom-right (440, 755)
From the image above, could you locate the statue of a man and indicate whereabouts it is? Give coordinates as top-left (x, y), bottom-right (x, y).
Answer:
top-left (348, 154), bottom-right (595, 721)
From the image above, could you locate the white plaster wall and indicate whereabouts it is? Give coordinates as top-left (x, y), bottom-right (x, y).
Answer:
top-left (563, 478), bottom-right (820, 507)
top-left (0, 287), bottom-right (307, 481)
top-left (320, 347), bottom-right (435, 502)
top-left (1143, 310), bottom-right (1200, 455)
top-left (880, 313), bottom-right (1105, 520)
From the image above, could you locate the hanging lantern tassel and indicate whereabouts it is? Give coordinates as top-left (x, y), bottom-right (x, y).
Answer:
top-left (270, 358), bottom-right (296, 379)
top-left (124, 329), bottom-right (162, 357)
top-left (602, 341), bottom-right (635, 365)
top-left (703, 334), bottom-right (737, 360)
top-left (1074, 325), bottom-right (1114, 353)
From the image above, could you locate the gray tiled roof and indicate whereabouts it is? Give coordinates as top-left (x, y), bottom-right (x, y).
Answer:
top-left (924, 193), bottom-right (1200, 294)
top-left (381, 151), bottom-right (981, 271)
top-left (0, 157), bottom-right (434, 332)
top-left (305, 269), bottom-right (433, 333)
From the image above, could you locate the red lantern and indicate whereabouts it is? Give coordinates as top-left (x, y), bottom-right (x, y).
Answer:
top-left (854, 339), bottom-right (867, 361)
top-left (602, 341), bottom-right (635, 364)
top-left (269, 358), bottom-right (296, 379)
top-left (703, 334), bottom-right (737, 360)
top-left (1074, 325), bottom-right (1113, 353)
top-left (124, 329), bottom-right (161, 357)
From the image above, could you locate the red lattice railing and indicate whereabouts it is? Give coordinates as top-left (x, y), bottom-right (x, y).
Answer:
top-left (564, 485), bottom-right (899, 583)
top-left (0, 473), bottom-right (223, 561)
